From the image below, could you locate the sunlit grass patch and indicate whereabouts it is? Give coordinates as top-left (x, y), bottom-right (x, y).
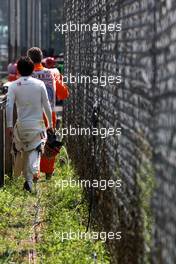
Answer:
top-left (0, 149), bottom-right (110, 263)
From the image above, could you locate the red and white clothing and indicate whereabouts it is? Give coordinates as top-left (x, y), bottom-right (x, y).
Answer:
top-left (32, 64), bottom-right (69, 174)
top-left (6, 76), bottom-right (52, 187)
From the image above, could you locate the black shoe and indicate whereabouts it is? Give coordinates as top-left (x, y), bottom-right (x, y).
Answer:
top-left (23, 181), bottom-right (32, 193)
top-left (46, 173), bottom-right (52, 180)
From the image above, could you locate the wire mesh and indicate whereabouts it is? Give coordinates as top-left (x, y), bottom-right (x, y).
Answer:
top-left (64, 0), bottom-right (176, 263)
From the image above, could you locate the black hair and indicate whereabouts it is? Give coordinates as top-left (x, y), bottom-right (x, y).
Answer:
top-left (27, 47), bottom-right (43, 63)
top-left (17, 56), bottom-right (34, 76)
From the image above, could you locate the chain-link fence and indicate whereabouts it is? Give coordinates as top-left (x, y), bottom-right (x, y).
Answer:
top-left (64, 0), bottom-right (176, 263)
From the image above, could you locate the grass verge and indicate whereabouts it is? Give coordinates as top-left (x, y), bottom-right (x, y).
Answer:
top-left (0, 150), bottom-right (110, 264)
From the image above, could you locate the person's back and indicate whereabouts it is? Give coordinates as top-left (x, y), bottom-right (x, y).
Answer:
top-left (7, 74), bottom-right (52, 152)
top-left (10, 76), bottom-right (47, 124)
top-left (32, 67), bottom-right (57, 111)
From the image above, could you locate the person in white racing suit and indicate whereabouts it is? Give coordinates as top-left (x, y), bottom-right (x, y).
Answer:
top-left (6, 56), bottom-right (53, 192)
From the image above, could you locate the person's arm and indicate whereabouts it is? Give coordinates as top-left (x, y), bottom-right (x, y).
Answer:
top-left (55, 70), bottom-right (69, 100)
top-left (6, 84), bottom-right (15, 133)
top-left (41, 82), bottom-right (53, 128)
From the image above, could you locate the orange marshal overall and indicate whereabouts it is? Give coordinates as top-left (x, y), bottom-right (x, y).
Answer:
top-left (33, 63), bottom-right (69, 174)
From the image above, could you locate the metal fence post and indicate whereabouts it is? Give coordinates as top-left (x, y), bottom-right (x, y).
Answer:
top-left (0, 106), bottom-right (5, 187)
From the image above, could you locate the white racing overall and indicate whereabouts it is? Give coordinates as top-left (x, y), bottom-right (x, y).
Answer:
top-left (6, 76), bottom-right (52, 189)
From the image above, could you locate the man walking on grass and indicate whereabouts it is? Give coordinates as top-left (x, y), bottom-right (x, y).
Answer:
top-left (27, 47), bottom-right (69, 180)
top-left (6, 56), bottom-right (53, 192)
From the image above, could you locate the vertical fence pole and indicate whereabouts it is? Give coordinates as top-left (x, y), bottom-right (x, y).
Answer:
top-left (0, 107), bottom-right (5, 187)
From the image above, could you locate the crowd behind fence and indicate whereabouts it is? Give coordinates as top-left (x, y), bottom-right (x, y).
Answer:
top-left (64, 0), bottom-right (176, 263)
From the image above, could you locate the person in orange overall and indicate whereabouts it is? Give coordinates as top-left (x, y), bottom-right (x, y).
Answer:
top-left (44, 57), bottom-right (64, 123)
top-left (27, 47), bottom-right (69, 180)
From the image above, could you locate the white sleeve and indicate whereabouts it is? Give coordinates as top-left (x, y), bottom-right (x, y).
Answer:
top-left (41, 82), bottom-right (52, 127)
top-left (6, 84), bottom-right (15, 128)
